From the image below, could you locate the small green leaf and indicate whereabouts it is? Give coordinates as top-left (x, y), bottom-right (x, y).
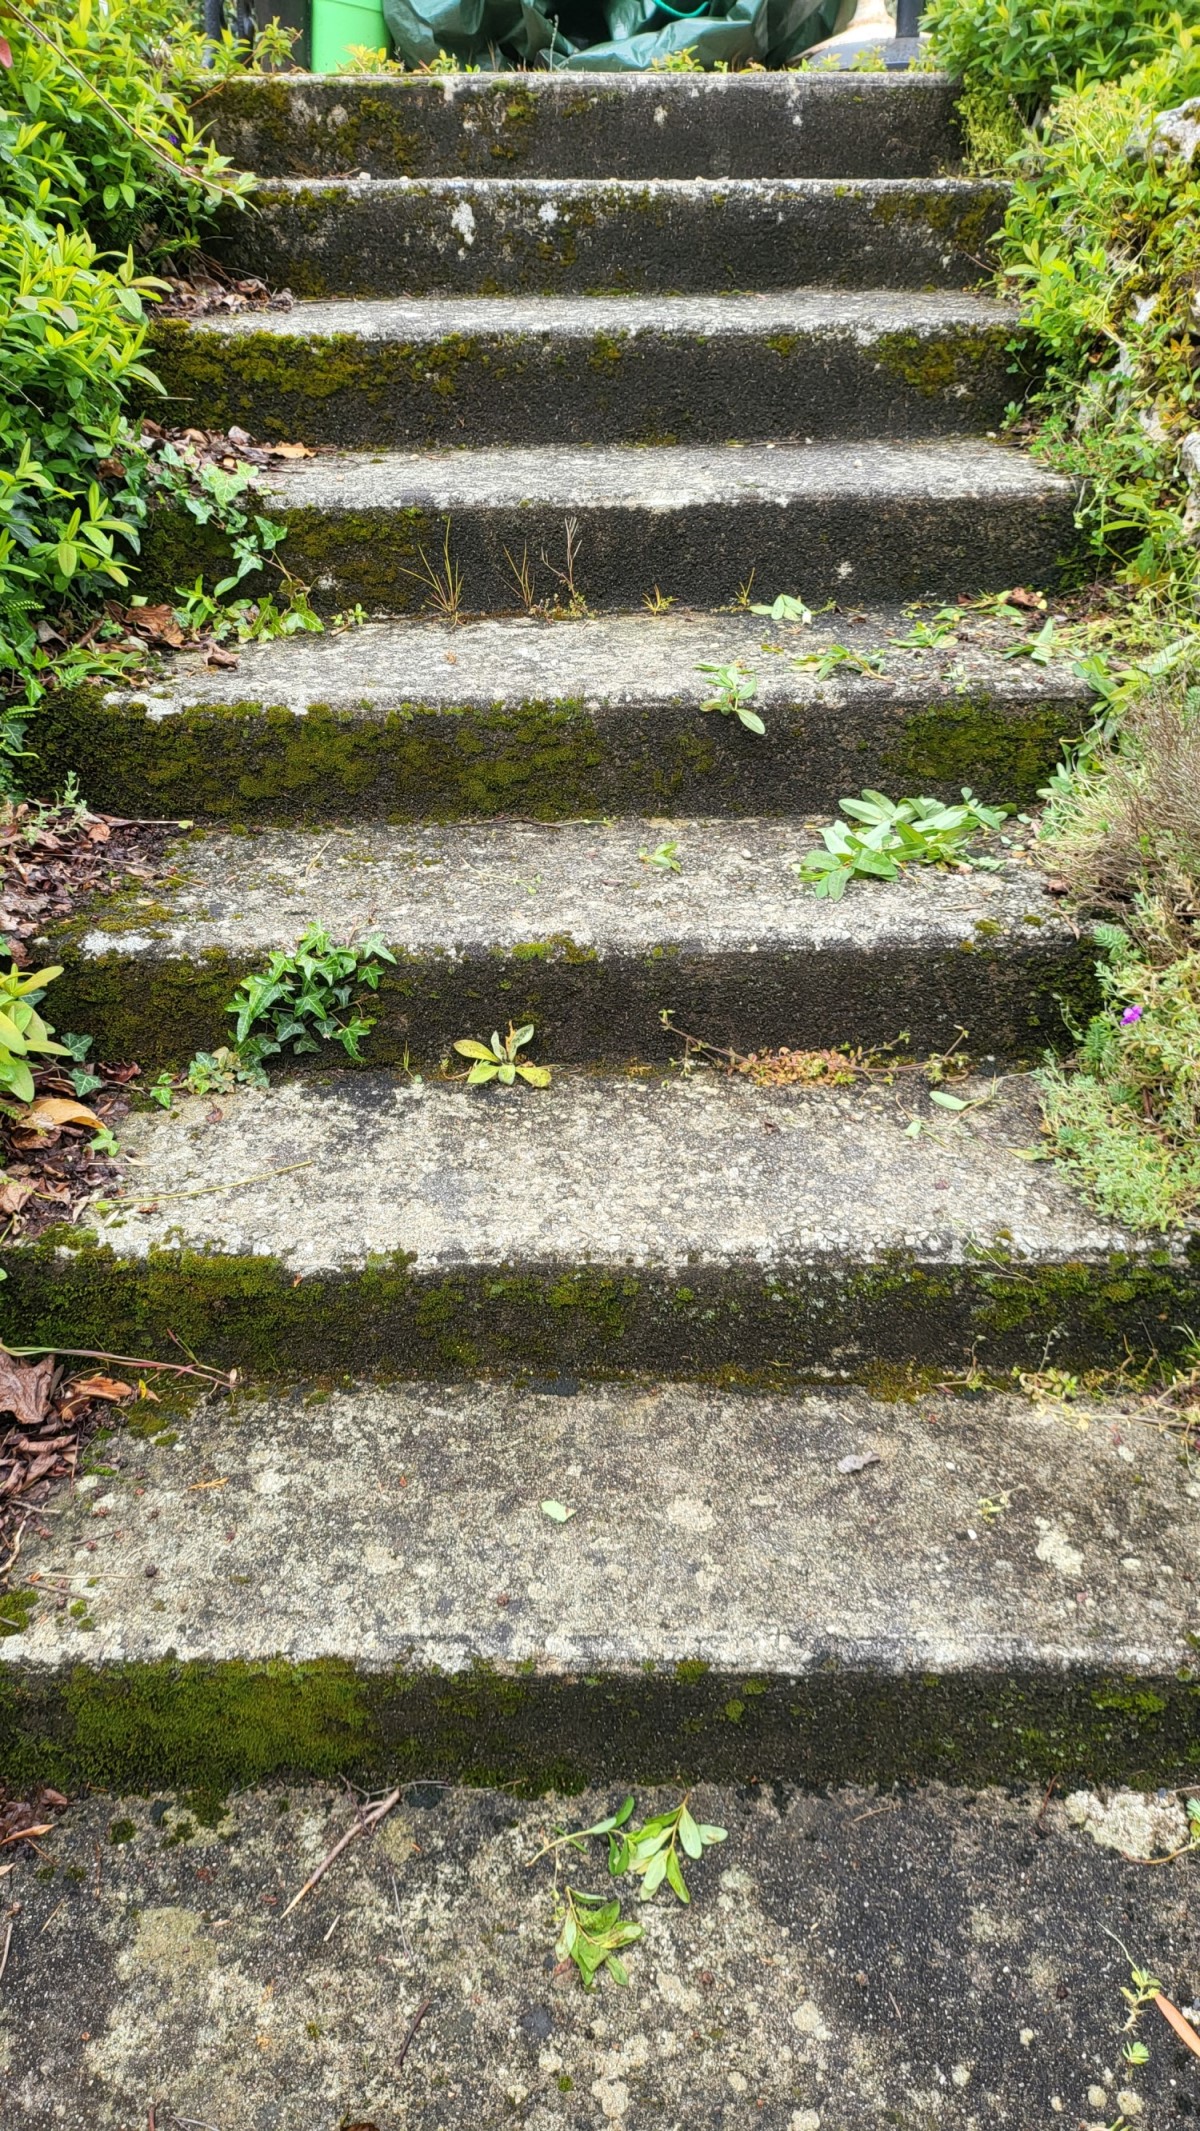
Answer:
top-left (929, 1090), bottom-right (969, 1110)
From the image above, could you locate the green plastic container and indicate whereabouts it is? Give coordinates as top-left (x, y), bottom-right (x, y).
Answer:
top-left (310, 0), bottom-right (391, 69)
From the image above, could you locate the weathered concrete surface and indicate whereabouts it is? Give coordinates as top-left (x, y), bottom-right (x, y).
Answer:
top-left (206, 69), bottom-right (967, 180)
top-left (151, 289), bottom-right (1019, 447)
top-left (4, 1778), bottom-right (1199, 2130)
top-left (140, 441), bottom-right (1077, 615)
top-left (3, 1070), bottom-right (1195, 1378)
top-left (215, 176), bottom-right (1007, 297)
top-left (40, 609), bottom-right (1092, 823)
top-left (2, 1382), bottom-right (1199, 1793)
top-left (53, 817), bottom-right (1096, 1067)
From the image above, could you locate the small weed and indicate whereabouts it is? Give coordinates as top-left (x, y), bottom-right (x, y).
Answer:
top-left (503, 541), bottom-right (538, 616)
top-left (889, 609), bottom-right (961, 651)
top-left (648, 45), bottom-right (704, 69)
top-left (1001, 617), bottom-right (1059, 666)
top-left (696, 662), bottom-right (764, 735)
top-left (793, 789), bottom-right (1009, 900)
top-left (400, 518), bottom-right (464, 624)
top-left (638, 840), bottom-right (680, 872)
top-left (227, 926), bottom-right (396, 1073)
top-left (643, 586), bottom-right (674, 615)
top-left (748, 593), bottom-right (814, 624)
top-left (59, 1029), bottom-right (102, 1100)
top-left (541, 517), bottom-right (586, 617)
top-left (532, 1792), bottom-right (727, 1991)
top-left (554, 1886), bottom-right (643, 1991)
top-left (794, 643), bottom-right (889, 681)
top-left (453, 1022), bottom-right (551, 1088)
top-left (0, 960), bottom-right (68, 1105)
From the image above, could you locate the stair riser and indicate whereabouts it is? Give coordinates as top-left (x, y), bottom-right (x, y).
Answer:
top-left (205, 73), bottom-right (965, 182)
top-left (3, 1662), bottom-right (1193, 1795)
top-left (141, 488), bottom-right (1075, 616)
top-left (35, 679), bottom-right (1090, 824)
top-left (51, 934), bottom-right (1099, 1074)
top-left (152, 317), bottom-right (1016, 448)
top-left (216, 180), bottom-right (1005, 298)
top-left (5, 1245), bottom-right (1195, 1384)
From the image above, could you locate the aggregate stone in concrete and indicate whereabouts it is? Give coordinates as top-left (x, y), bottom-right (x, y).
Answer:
top-left (61, 817), bottom-right (1092, 1066)
top-left (207, 68), bottom-right (967, 180)
top-left (164, 289), bottom-right (1018, 446)
top-left (4, 1778), bottom-right (1199, 2130)
top-left (7, 1383), bottom-right (1199, 1681)
top-left (218, 175), bottom-right (1007, 297)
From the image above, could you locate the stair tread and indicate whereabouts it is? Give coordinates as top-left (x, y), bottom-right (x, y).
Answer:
top-left (73, 1070), bottom-right (1155, 1275)
top-left (190, 286), bottom-right (1017, 341)
top-left (118, 607), bottom-right (1087, 713)
top-left (7, 1382), bottom-right (1195, 1681)
top-left (72, 818), bottom-right (1067, 961)
top-left (11, 1774), bottom-right (1198, 2129)
top-left (261, 437), bottom-right (1071, 510)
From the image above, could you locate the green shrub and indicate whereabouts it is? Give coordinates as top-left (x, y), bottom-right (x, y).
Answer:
top-left (924, 0), bottom-right (1200, 131)
top-left (0, 0), bottom-right (263, 768)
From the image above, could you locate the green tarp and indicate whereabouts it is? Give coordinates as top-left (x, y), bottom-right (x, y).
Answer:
top-left (382, 0), bottom-right (852, 72)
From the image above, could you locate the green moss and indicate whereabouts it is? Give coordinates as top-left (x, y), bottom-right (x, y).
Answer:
top-left (2, 1647), bottom-right (1196, 1796)
top-left (881, 687), bottom-right (1088, 803)
top-left (873, 325), bottom-right (1008, 399)
top-left (0, 1587), bottom-right (37, 1638)
top-left (108, 1817), bottom-right (136, 1844)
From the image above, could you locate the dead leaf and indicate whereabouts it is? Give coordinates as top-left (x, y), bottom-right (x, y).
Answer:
top-left (268, 441), bottom-right (315, 459)
top-left (0, 1350), bottom-right (55, 1428)
top-left (836, 1452), bottom-right (881, 1475)
top-left (86, 822), bottom-right (111, 844)
top-left (1006, 586), bottom-right (1047, 611)
top-left (0, 1179), bottom-right (37, 1214)
top-left (206, 647), bottom-right (239, 670)
top-left (67, 1375), bottom-right (135, 1404)
top-left (95, 458), bottom-right (125, 481)
top-left (1155, 1994), bottom-right (1200, 2060)
top-left (23, 1098), bottom-right (104, 1132)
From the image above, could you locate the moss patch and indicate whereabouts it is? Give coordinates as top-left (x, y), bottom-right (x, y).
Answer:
top-left (2, 1650), bottom-right (1196, 1797)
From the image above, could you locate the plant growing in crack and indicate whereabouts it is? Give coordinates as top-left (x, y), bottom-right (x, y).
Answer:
top-left (226, 926), bottom-right (396, 1074)
top-left (793, 789), bottom-right (1009, 899)
top-left (696, 662), bottom-right (764, 734)
top-left (400, 517), bottom-right (464, 623)
top-left (453, 1022), bottom-right (551, 1087)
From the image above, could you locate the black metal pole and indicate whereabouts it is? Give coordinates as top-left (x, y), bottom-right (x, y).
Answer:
top-left (895, 0), bottom-right (921, 36)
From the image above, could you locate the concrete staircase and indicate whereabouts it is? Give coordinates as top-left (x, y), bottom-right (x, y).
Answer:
top-left (5, 68), bottom-right (1200, 2131)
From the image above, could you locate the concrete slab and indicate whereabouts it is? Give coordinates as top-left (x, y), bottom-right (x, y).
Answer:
top-left (3, 1070), bottom-right (1195, 1378)
top-left (151, 289), bottom-right (1018, 446)
top-left (215, 176), bottom-right (1008, 298)
top-left (5, 1775), bottom-right (1200, 2130)
top-left (206, 68), bottom-right (967, 180)
top-left (52, 816), bottom-right (1096, 1068)
top-left (139, 440), bottom-right (1076, 615)
top-left (3, 1381), bottom-right (1199, 1794)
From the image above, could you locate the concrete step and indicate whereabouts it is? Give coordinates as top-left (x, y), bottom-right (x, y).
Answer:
top-left (150, 290), bottom-right (1018, 448)
top-left (215, 175), bottom-right (1006, 299)
top-left (5, 1070), bottom-right (1194, 1378)
top-left (51, 818), bottom-right (1096, 1072)
top-left (206, 69), bottom-right (967, 180)
top-left (8, 1774), bottom-right (1200, 2131)
top-left (140, 441), bottom-right (1076, 617)
top-left (2, 1382), bottom-right (1198, 1797)
top-left (40, 610), bottom-right (1092, 826)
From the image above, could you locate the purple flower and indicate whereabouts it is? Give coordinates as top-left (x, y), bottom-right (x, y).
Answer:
top-left (1121, 1005), bottom-right (1143, 1025)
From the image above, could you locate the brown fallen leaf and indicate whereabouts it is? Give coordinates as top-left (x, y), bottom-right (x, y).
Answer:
top-left (1155, 1992), bottom-right (1200, 2059)
top-left (0, 1350), bottom-right (55, 1428)
top-left (126, 604), bottom-right (186, 649)
top-left (207, 647), bottom-right (239, 670)
top-left (0, 1179), bottom-right (37, 1215)
top-left (268, 441), bottom-right (315, 459)
top-left (22, 1098), bottom-right (104, 1132)
top-left (67, 1375), bottom-right (135, 1404)
top-left (1006, 585), bottom-right (1048, 612)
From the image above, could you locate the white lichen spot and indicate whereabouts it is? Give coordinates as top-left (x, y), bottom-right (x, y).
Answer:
top-left (791, 2112), bottom-right (821, 2131)
top-left (792, 2001), bottom-right (831, 2041)
top-left (591, 2076), bottom-right (629, 2119)
top-left (1118, 2090), bottom-right (1144, 2117)
top-left (951, 2063), bottom-right (970, 2087)
top-left (127, 1907), bottom-right (216, 1975)
top-left (1064, 1787), bottom-right (1188, 1858)
top-left (666, 1495), bottom-right (714, 1533)
top-left (1019, 2027), bottom-right (1035, 2047)
top-left (537, 201), bottom-right (559, 224)
top-left (450, 201), bottom-right (476, 247)
top-left (1088, 2086), bottom-right (1109, 2109)
top-left (1034, 1524), bottom-right (1083, 1578)
top-left (836, 561), bottom-right (853, 579)
top-left (728, 2071), bottom-right (748, 2094)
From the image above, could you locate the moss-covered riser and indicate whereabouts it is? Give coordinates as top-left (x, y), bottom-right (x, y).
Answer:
top-left (147, 316), bottom-right (1016, 450)
top-left (1, 1654), bottom-right (1196, 1798)
top-left (202, 74), bottom-right (966, 184)
top-left (33, 681), bottom-right (1089, 824)
top-left (138, 486), bottom-right (1073, 617)
top-left (47, 930), bottom-right (1101, 1075)
top-left (2, 1238), bottom-right (1195, 1384)
top-left (212, 180), bottom-right (1008, 300)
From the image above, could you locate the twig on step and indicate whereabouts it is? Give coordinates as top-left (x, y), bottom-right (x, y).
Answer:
top-left (280, 1787), bottom-right (401, 1920)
